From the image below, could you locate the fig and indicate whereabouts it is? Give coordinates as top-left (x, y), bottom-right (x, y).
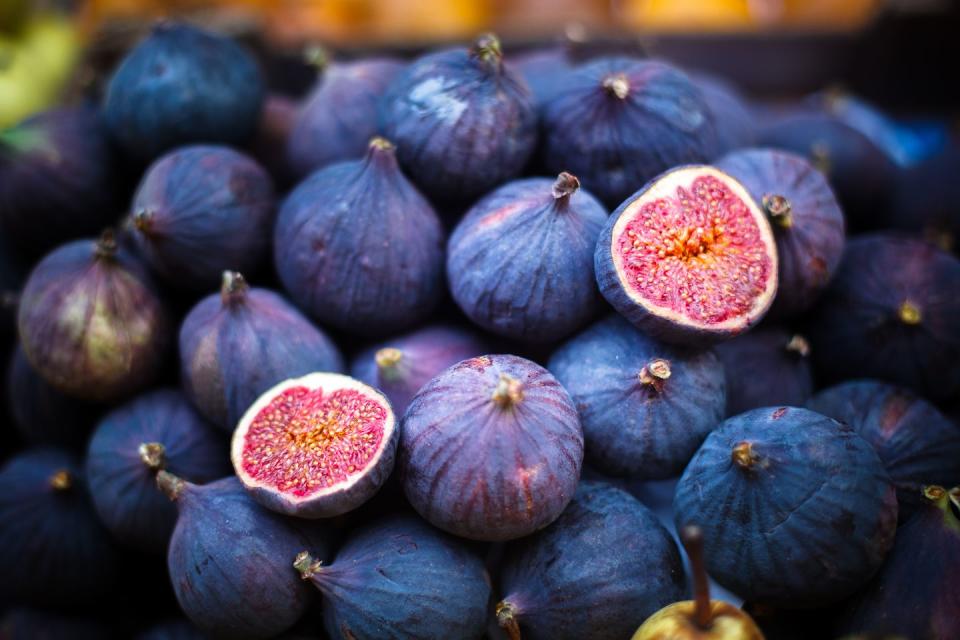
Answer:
top-left (350, 324), bottom-right (488, 416)
top-left (159, 472), bottom-right (330, 639)
top-left (0, 448), bottom-right (120, 607)
top-left (548, 314), bottom-right (726, 479)
top-left (17, 231), bottom-right (171, 402)
top-left (595, 165), bottom-right (778, 345)
top-left (86, 389), bottom-right (230, 552)
top-left (890, 146), bottom-right (960, 254)
top-left (716, 148), bottom-right (845, 317)
top-left (232, 371), bottom-right (398, 518)
top-left (713, 328), bottom-right (813, 417)
top-left (541, 57), bottom-right (719, 207)
top-left (250, 93), bottom-right (298, 188)
top-left (103, 21), bottom-right (265, 160)
top-left (0, 106), bottom-right (121, 259)
top-left (689, 71), bottom-right (756, 156)
top-left (447, 172), bottom-right (608, 342)
top-left (510, 46), bottom-right (573, 110)
top-left (294, 514), bottom-right (490, 640)
top-left (274, 137), bottom-right (444, 336)
top-left (287, 53), bottom-right (404, 178)
top-left (179, 271), bottom-right (343, 431)
top-left (129, 145), bottom-right (275, 291)
top-left (496, 480), bottom-right (686, 640)
top-left (836, 485), bottom-right (960, 640)
top-left (674, 406), bottom-right (898, 608)
top-left (631, 526), bottom-right (764, 640)
top-left (399, 354), bottom-right (583, 541)
top-left (379, 33), bottom-right (537, 203)
top-left (808, 234), bottom-right (960, 402)
top-left (807, 380), bottom-right (960, 516)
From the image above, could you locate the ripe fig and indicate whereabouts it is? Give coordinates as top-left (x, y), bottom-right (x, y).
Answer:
top-left (807, 380), bottom-right (960, 516)
top-left (159, 472), bottom-right (331, 639)
top-left (287, 53), bottom-right (404, 178)
top-left (274, 137), bottom-right (444, 336)
top-left (379, 33), bottom-right (537, 203)
top-left (0, 449), bottom-right (120, 607)
top-left (86, 389), bottom-right (230, 552)
top-left (232, 372), bottom-right (398, 518)
top-left (890, 146), bottom-right (960, 252)
top-left (103, 21), bottom-right (265, 160)
top-left (541, 57), bottom-right (719, 207)
top-left (548, 314), bottom-right (726, 479)
top-left (17, 231), bottom-right (171, 402)
top-left (510, 46), bottom-right (573, 110)
top-left (716, 148), bottom-right (845, 317)
top-left (496, 480), bottom-right (686, 640)
top-left (129, 145), bottom-right (275, 291)
top-left (350, 324), bottom-right (488, 416)
top-left (689, 71), bottom-right (756, 156)
top-left (179, 271), bottom-right (343, 431)
top-left (714, 328), bottom-right (813, 417)
top-left (400, 354), bottom-right (583, 541)
top-left (808, 234), bottom-right (960, 401)
top-left (295, 514), bottom-right (490, 640)
top-left (674, 406), bottom-right (898, 608)
top-left (250, 93), bottom-right (298, 188)
top-left (448, 172), bottom-right (608, 342)
top-left (595, 165), bottom-right (778, 345)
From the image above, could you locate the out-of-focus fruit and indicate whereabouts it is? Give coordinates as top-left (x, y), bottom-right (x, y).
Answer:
top-left (0, 608), bottom-right (109, 640)
top-left (690, 71), bottom-right (756, 156)
top-left (509, 46), bottom-right (574, 110)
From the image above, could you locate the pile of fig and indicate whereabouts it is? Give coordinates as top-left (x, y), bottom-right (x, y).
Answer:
top-left (2, 20), bottom-right (959, 640)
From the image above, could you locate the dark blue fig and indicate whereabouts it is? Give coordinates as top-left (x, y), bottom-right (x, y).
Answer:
top-left (0, 106), bottom-right (122, 259)
top-left (400, 354), bottom-right (583, 541)
top-left (0, 449), bottom-right (121, 607)
top-left (447, 172), bottom-right (608, 342)
top-left (674, 406), bottom-right (898, 608)
top-left (548, 314), bottom-right (725, 479)
top-left (295, 514), bottom-right (490, 640)
top-left (689, 71), bottom-right (756, 156)
top-left (104, 21), bottom-right (265, 161)
top-left (541, 57), bottom-right (718, 207)
top-left (130, 145), bottom-right (275, 291)
top-left (379, 33), bottom-right (537, 203)
top-left (135, 618), bottom-right (207, 640)
top-left (496, 480), bottom-right (687, 640)
top-left (0, 608), bottom-right (111, 640)
top-left (350, 324), bottom-right (488, 416)
top-left (287, 54), bottom-right (404, 178)
top-left (890, 145), bottom-right (960, 254)
top-left (509, 46), bottom-right (574, 110)
top-left (836, 485), bottom-right (960, 640)
top-left (714, 327), bottom-right (814, 417)
top-left (159, 472), bottom-right (331, 639)
top-left (716, 148), bottom-right (846, 317)
top-left (274, 137), bottom-right (444, 336)
top-left (807, 380), bottom-right (960, 516)
top-left (250, 94), bottom-right (298, 188)
top-left (17, 232), bottom-right (171, 402)
top-left (808, 234), bottom-right (960, 402)
top-left (86, 389), bottom-right (231, 552)
top-left (179, 271), bottom-right (343, 431)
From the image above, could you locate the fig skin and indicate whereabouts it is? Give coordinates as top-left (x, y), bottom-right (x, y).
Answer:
top-left (541, 57), bottom-right (719, 208)
top-left (497, 481), bottom-right (687, 640)
top-left (179, 271), bottom-right (343, 431)
top-left (674, 406), bottom-right (898, 608)
top-left (399, 354), bottom-right (584, 541)
top-left (250, 93), bottom-right (298, 188)
top-left (103, 21), bottom-right (265, 161)
top-left (509, 46), bottom-right (574, 110)
top-left (548, 314), bottom-right (726, 479)
top-left (889, 145), bottom-right (960, 252)
top-left (807, 380), bottom-right (960, 517)
top-left (160, 473), bottom-right (332, 640)
top-left (808, 233), bottom-right (960, 402)
top-left (86, 389), bottom-right (231, 553)
top-left (288, 56), bottom-right (404, 179)
top-left (130, 145), bottom-right (275, 292)
top-left (17, 233), bottom-right (171, 403)
top-left (0, 106), bottom-right (122, 259)
top-left (296, 514), bottom-right (490, 640)
top-left (716, 148), bottom-right (846, 318)
top-left (274, 138), bottom-right (445, 336)
top-left (350, 324), bottom-right (488, 416)
top-left (0, 449), bottom-right (121, 607)
top-left (379, 34), bottom-right (537, 204)
top-left (714, 327), bottom-right (814, 417)
top-left (689, 71), bottom-right (757, 156)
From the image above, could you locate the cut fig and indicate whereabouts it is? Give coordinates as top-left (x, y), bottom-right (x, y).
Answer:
top-left (596, 165), bottom-right (778, 345)
top-left (231, 372), bottom-right (397, 519)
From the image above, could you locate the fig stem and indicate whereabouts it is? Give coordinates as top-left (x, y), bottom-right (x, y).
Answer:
top-left (784, 334), bottom-right (810, 358)
top-left (681, 525), bottom-right (713, 630)
top-left (132, 208), bottom-right (154, 233)
top-left (49, 469), bottom-right (72, 491)
top-left (221, 271), bottom-right (249, 306)
top-left (293, 551), bottom-right (324, 579)
top-left (138, 442), bottom-right (167, 471)
top-left (898, 300), bottom-right (922, 325)
top-left (492, 374), bottom-right (524, 409)
top-left (303, 44), bottom-right (329, 72)
top-left (368, 136), bottom-right (395, 152)
top-left (761, 194), bottom-right (793, 228)
top-left (551, 172), bottom-right (580, 204)
top-left (375, 347), bottom-right (403, 370)
top-left (95, 229), bottom-right (118, 259)
top-left (639, 358), bottom-right (671, 391)
top-left (602, 73), bottom-right (630, 100)
top-left (732, 442), bottom-right (759, 470)
top-left (156, 470), bottom-right (186, 500)
top-left (470, 33), bottom-right (502, 68)
top-left (495, 601), bottom-right (522, 640)
top-left (924, 485), bottom-right (960, 532)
